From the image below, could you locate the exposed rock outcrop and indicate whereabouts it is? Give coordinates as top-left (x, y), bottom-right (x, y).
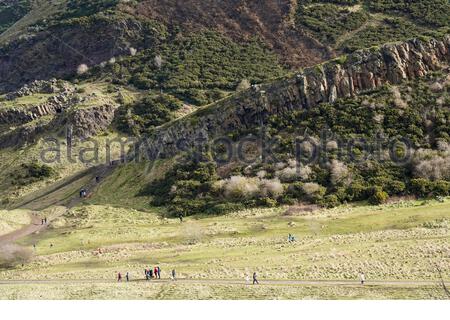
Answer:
top-left (4, 79), bottom-right (74, 100)
top-left (141, 36), bottom-right (450, 160)
top-left (0, 89), bottom-right (77, 125)
top-left (65, 104), bottom-right (118, 139)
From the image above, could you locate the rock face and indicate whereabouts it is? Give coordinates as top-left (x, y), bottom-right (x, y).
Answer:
top-left (141, 36), bottom-right (450, 160)
top-left (0, 80), bottom-right (118, 148)
top-left (0, 91), bottom-right (79, 125)
top-left (4, 79), bottom-right (73, 100)
top-left (65, 105), bottom-right (118, 139)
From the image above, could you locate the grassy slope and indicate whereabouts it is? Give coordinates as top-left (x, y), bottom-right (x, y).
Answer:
top-left (296, 1), bottom-right (449, 52)
top-left (0, 209), bottom-right (31, 235)
top-left (0, 0), bottom-right (68, 46)
top-left (0, 194), bottom-right (448, 298)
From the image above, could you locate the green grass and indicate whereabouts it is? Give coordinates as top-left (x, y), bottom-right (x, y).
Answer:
top-left (2, 198), bottom-right (449, 286)
top-left (0, 208), bottom-right (31, 235)
top-left (1, 162), bottom-right (449, 299)
top-left (0, 282), bottom-right (444, 300)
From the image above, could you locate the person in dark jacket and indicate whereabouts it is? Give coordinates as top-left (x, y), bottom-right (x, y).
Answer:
top-left (253, 272), bottom-right (259, 285)
top-left (157, 266), bottom-right (161, 279)
top-left (171, 269), bottom-right (176, 280)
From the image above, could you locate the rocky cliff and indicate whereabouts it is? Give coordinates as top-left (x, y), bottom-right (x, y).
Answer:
top-left (141, 36), bottom-right (450, 160)
top-left (0, 80), bottom-right (118, 148)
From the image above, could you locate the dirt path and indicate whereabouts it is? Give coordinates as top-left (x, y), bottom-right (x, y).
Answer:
top-left (0, 164), bottom-right (116, 246)
top-left (0, 278), bottom-right (446, 287)
top-left (333, 14), bottom-right (384, 49)
top-left (0, 212), bottom-right (47, 246)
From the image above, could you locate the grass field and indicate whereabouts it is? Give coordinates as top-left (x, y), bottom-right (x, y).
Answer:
top-left (1, 182), bottom-right (449, 299)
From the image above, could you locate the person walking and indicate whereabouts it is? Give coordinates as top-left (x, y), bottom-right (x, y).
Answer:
top-left (126, 272), bottom-right (130, 282)
top-left (171, 269), bottom-right (176, 281)
top-left (149, 268), bottom-right (153, 279)
top-left (179, 214), bottom-right (183, 223)
top-left (117, 272), bottom-right (122, 282)
top-left (360, 272), bottom-right (365, 285)
top-left (154, 267), bottom-right (158, 279)
top-left (44, 217), bottom-right (47, 224)
top-left (145, 269), bottom-right (149, 280)
top-left (157, 266), bottom-right (161, 279)
top-left (253, 272), bottom-right (259, 285)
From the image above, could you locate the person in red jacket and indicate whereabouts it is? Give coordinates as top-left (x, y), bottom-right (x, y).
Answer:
top-left (154, 267), bottom-right (158, 279)
top-left (117, 272), bottom-right (122, 282)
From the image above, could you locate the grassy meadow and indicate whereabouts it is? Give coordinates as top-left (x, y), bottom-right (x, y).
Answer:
top-left (1, 173), bottom-right (449, 299)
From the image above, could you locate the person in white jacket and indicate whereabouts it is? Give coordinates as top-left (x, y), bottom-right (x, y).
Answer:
top-left (360, 272), bottom-right (366, 285)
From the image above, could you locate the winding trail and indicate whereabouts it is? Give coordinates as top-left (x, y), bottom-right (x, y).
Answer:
top-left (0, 212), bottom-right (45, 246)
top-left (0, 164), bottom-right (116, 246)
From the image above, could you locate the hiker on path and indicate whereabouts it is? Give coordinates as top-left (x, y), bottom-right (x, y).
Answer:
top-left (360, 272), bottom-right (365, 285)
top-left (145, 269), bottom-right (149, 280)
top-left (149, 268), bottom-right (153, 279)
top-left (253, 272), bottom-right (259, 285)
top-left (154, 267), bottom-right (158, 278)
top-left (41, 219), bottom-right (44, 225)
top-left (157, 266), bottom-right (161, 279)
top-left (179, 214), bottom-right (183, 223)
top-left (44, 217), bottom-right (47, 224)
top-left (126, 272), bottom-right (130, 282)
top-left (118, 272), bottom-right (122, 282)
top-left (171, 269), bottom-right (176, 281)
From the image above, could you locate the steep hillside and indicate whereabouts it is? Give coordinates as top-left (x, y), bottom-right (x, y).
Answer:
top-left (137, 36), bottom-right (450, 217)
top-left (1, 0), bottom-right (449, 92)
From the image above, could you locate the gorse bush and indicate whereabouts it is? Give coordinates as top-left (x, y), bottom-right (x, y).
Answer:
top-left (116, 93), bottom-right (182, 135)
top-left (367, 0), bottom-right (450, 27)
top-left (12, 162), bottom-right (54, 186)
top-left (93, 31), bottom-right (285, 98)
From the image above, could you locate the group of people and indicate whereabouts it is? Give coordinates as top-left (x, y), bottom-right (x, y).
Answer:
top-left (40, 217), bottom-right (48, 225)
top-left (117, 272), bottom-right (130, 282)
top-left (118, 268), bottom-right (178, 282)
top-left (288, 234), bottom-right (296, 243)
top-left (145, 266), bottom-right (161, 280)
top-left (118, 268), bottom-right (366, 285)
top-left (79, 189), bottom-right (88, 198)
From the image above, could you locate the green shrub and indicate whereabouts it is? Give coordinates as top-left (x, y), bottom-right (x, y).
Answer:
top-left (257, 197), bottom-right (278, 207)
top-left (432, 180), bottom-right (450, 197)
top-left (12, 162), bottom-right (54, 186)
top-left (410, 178), bottom-right (432, 197)
top-left (320, 194), bottom-right (341, 208)
top-left (205, 203), bottom-right (245, 215)
top-left (369, 189), bottom-right (389, 205)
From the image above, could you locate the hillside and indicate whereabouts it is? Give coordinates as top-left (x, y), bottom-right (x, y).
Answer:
top-left (0, 0), bottom-right (449, 300)
top-left (1, 0), bottom-right (450, 92)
